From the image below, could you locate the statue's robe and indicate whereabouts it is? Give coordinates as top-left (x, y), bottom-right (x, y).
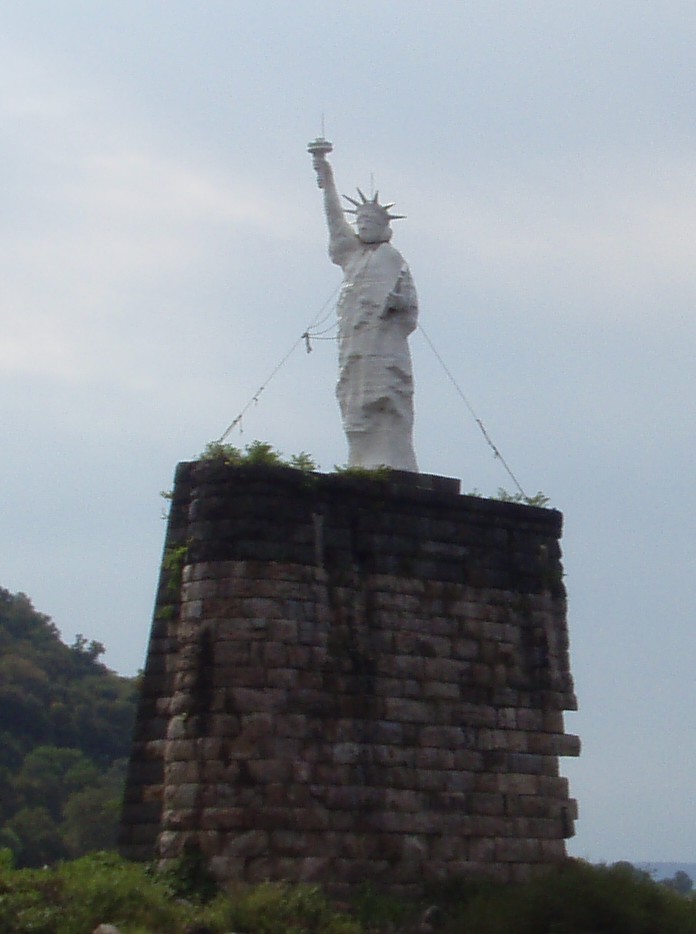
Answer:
top-left (331, 237), bottom-right (418, 471)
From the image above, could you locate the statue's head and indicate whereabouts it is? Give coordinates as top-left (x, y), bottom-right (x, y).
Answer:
top-left (344, 189), bottom-right (405, 244)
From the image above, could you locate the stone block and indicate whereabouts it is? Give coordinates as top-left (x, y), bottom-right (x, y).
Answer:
top-left (372, 745), bottom-right (416, 767)
top-left (259, 736), bottom-right (302, 759)
top-left (536, 775), bottom-right (569, 799)
top-left (165, 739), bottom-right (197, 761)
top-left (498, 774), bottom-right (539, 795)
top-left (478, 729), bottom-right (509, 751)
top-left (274, 714), bottom-right (308, 738)
top-left (517, 708), bottom-right (544, 730)
top-left (208, 855), bottom-right (245, 880)
top-left (164, 761), bottom-right (199, 785)
top-left (179, 600), bottom-right (204, 623)
top-left (423, 657), bottom-right (463, 682)
top-left (199, 808), bottom-right (247, 831)
top-left (222, 829), bottom-right (269, 858)
top-left (507, 753), bottom-right (554, 775)
top-left (331, 742), bottom-right (362, 764)
top-left (247, 759), bottom-right (294, 784)
top-left (538, 838), bottom-right (567, 861)
top-left (240, 712), bottom-right (276, 742)
top-left (157, 830), bottom-right (182, 858)
top-left (495, 837), bottom-right (542, 862)
top-left (287, 645), bottom-right (312, 667)
top-left (298, 856), bottom-right (334, 881)
top-left (231, 687), bottom-right (286, 713)
top-left (268, 782), bottom-right (312, 807)
top-left (452, 749), bottom-right (485, 771)
top-left (160, 807), bottom-right (200, 832)
top-left (294, 808), bottom-right (331, 832)
top-left (383, 788), bottom-right (421, 812)
top-left (376, 653), bottom-right (425, 679)
top-left (163, 783), bottom-right (201, 810)
top-left (266, 667), bottom-right (299, 688)
top-left (542, 710), bottom-right (566, 732)
top-left (419, 726), bottom-right (466, 749)
top-left (468, 792), bottom-right (504, 816)
top-left (550, 732), bottom-right (581, 757)
top-left (383, 698), bottom-right (432, 723)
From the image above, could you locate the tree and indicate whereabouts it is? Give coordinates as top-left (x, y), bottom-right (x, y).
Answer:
top-left (0, 586), bottom-right (138, 866)
top-left (15, 746), bottom-right (98, 822)
top-left (61, 759), bottom-right (128, 856)
top-left (4, 807), bottom-right (63, 867)
top-left (662, 870), bottom-right (693, 895)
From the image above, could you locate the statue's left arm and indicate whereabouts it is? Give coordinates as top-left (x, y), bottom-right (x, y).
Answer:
top-left (383, 264), bottom-right (418, 335)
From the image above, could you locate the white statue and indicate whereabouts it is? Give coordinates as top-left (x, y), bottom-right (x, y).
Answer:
top-left (309, 138), bottom-right (418, 472)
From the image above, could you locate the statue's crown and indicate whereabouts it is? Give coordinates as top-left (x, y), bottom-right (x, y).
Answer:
top-left (342, 188), bottom-right (406, 222)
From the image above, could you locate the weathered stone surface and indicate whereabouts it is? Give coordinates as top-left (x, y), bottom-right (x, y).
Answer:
top-left (119, 463), bottom-right (578, 893)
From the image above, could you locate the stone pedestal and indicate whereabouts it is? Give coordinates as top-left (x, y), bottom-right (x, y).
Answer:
top-left (119, 462), bottom-right (578, 893)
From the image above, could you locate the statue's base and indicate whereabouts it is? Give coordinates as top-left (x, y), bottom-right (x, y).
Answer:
top-left (383, 469), bottom-right (461, 495)
top-left (120, 462), bottom-right (578, 894)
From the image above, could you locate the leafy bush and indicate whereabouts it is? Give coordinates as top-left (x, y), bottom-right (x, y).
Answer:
top-left (199, 440), bottom-right (318, 472)
top-left (350, 882), bottom-right (412, 929)
top-left (0, 852), bottom-right (192, 934)
top-left (437, 860), bottom-right (696, 933)
top-left (466, 488), bottom-right (551, 507)
top-left (203, 881), bottom-right (361, 934)
top-left (332, 463), bottom-right (392, 480)
top-left (495, 487), bottom-right (550, 508)
top-left (0, 857), bottom-right (359, 934)
top-left (160, 844), bottom-right (219, 905)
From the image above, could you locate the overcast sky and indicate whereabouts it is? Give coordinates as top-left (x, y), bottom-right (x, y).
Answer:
top-left (2, 1), bottom-right (695, 866)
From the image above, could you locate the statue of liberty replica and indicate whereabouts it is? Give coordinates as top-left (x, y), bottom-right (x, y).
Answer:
top-left (309, 138), bottom-right (419, 472)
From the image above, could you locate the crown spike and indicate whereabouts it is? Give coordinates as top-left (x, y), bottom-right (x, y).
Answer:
top-left (342, 186), bottom-right (406, 225)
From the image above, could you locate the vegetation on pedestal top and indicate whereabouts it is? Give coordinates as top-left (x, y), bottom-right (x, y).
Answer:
top-left (197, 440), bottom-right (550, 506)
top-left (199, 440), bottom-right (318, 472)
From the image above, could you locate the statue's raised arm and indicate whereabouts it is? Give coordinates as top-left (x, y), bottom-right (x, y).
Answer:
top-left (307, 137), bottom-right (419, 473)
top-left (308, 138), bottom-right (357, 267)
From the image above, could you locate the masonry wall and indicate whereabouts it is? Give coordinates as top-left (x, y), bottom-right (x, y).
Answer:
top-left (119, 461), bottom-right (579, 893)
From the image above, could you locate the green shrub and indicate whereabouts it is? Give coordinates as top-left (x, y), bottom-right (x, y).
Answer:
top-left (439, 860), bottom-right (696, 934)
top-left (201, 881), bottom-right (361, 934)
top-left (332, 464), bottom-right (392, 481)
top-left (160, 844), bottom-right (219, 905)
top-left (0, 852), bottom-right (192, 934)
top-left (351, 882), bottom-right (412, 929)
top-left (199, 440), bottom-right (318, 472)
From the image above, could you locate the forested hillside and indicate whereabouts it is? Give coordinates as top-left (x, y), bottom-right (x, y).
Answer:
top-left (0, 587), bottom-right (138, 867)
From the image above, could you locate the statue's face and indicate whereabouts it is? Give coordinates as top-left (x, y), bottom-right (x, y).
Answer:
top-left (356, 207), bottom-right (391, 243)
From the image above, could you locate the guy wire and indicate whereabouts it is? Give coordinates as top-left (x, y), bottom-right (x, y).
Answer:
top-left (216, 284), bottom-right (530, 502)
top-left (417, 323), bottom-right (528, 499)
top-left (214, 282), bottom-right (341, 444)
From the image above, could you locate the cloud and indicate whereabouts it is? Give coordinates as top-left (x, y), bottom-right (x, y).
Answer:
top-left (396, 149), bottom-right (696, 333)
top-left (0, 105), bottom-right (302, 386)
